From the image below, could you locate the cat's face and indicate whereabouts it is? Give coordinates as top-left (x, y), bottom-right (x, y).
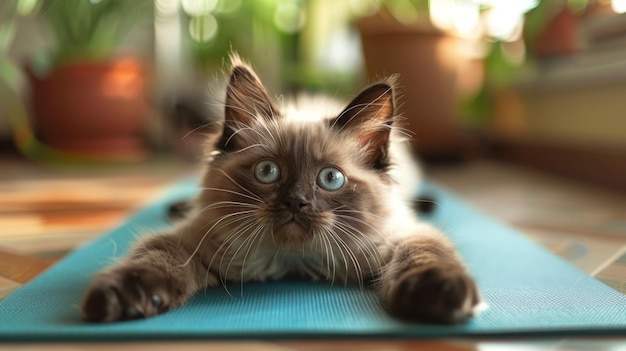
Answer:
top-left (206, 121), bottom-right (385, 250)
top-left (200, 59), bottom-right (397, 254)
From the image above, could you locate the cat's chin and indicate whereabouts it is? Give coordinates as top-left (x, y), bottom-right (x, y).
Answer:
top-left (273, 220), bottom-right (312, 248)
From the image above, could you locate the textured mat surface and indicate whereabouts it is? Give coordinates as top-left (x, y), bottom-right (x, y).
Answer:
top-left (2, 179), bottom-right (626, 341)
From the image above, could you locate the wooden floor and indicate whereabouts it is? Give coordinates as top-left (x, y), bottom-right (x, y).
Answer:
top-left (1, 156), bottom-right (626, 350)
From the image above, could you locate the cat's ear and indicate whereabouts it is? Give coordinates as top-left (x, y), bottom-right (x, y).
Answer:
top-left (331, 80), bottom-right (396, 169)
top-left (219, 57), bottom-right (280, 151)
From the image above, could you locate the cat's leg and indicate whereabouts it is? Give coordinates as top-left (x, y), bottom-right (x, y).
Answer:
top-left (81, 230), bottom-right (215, 322)
top-left (378, 223), bottom-right (480, 324)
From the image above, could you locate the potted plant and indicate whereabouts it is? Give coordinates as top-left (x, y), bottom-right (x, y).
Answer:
top-left (355, 1), bottom-right (548, 160)
top-left (355, 5), bottom-right (477, 160)
top-left (26, 0), bottom-right (152, 161)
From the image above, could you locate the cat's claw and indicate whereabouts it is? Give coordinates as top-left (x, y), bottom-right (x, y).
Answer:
top-left (151, 294), bottom-right (163, 308)
top-left (388, 263), bottom-right (480, 324)
top-left (126, 307), bottom-right (144, 320)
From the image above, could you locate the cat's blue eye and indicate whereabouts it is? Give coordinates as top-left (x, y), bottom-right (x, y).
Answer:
top-left (254, 160), bottom-right (281, 184)
top-left (317, 167), bottom-right (345, 192)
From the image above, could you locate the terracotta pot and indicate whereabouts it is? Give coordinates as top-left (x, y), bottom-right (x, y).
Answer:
top-left (27, 58), bottom-right (149, 160)
top-left (356, 13), bottom-right (481, 159)
top-left (531, 7), bottom-right (580, 57)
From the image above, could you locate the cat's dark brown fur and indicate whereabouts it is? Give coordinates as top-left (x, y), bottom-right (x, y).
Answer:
top-left (82, 55), bottom-right (481, 324)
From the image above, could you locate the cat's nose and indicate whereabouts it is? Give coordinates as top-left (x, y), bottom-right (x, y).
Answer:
top-left (285, 194), bottom-right (309, 214)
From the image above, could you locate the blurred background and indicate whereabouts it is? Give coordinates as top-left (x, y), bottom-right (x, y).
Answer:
top-left (1, 0), bottom-right (625, 190)
top-left (1, 0), bottom-right (626, 307)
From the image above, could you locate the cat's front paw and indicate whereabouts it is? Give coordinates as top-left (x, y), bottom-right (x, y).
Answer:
top-left (82, 265), bottom-right (182, 322)
top-left (388, 263), bottom-right (480, 324)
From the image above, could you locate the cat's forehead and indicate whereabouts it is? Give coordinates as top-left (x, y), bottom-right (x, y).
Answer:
top-left (221, 95), bottom-right (367, 169)
top-left (263, 119), bottom-right (351, 164)
top-left (220, 118), bottom-right (356, 175)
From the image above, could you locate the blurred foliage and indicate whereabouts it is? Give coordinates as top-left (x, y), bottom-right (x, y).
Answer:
top-left (0, 1), bottom-right (20, 87)
top-left (176, 0), bottom-right (437, 94)
top-left (376, 0), bottom-right (431, 24)
top-left (463, 41), bottom-right (520, 125)
top-left (177, 0), bottom-right (350, 94)
top-left (37, 0), bottom-right (152, 68)
top-left (461, 0), bottom-right (598, 125)
top-left (0, 1), bottom-right (52, 162)
top-left (181, 0), bottom-right (292, 72)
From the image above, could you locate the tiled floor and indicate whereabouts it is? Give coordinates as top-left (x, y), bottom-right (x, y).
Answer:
top-left (1, 156), bottom-right (625, 350)
top-left (0, 157), bottom-right (198, 298)
top-left (427, 161), bottom-right (626, 288)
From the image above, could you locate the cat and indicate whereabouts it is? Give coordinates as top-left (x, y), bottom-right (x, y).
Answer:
top-left (81, 55), bottom-right (481, 324)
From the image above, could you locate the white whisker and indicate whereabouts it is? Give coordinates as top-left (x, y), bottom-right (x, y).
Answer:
top-left (238, 225), bottom-right (265, 294)
top-left (319, 229), bottom-right (335, 285)
top-left (335, 214), bottom-right (397, 253)
top-left (180, 121), bottom-right (221, 140)
top-left (329, 229), bottom-right (363, 289)
top-left (324, 228), bottom-right (349, 286)
top-left (212, 218), bottom-right (259, 295)
top-left (334, 222), bottom-right (383, 278)
top-left (216, 169), bottom-right (265, 202)
top-left (200, 187), bottom-right (264, 204)
top-left (178, 210), bottom-right (257, 268)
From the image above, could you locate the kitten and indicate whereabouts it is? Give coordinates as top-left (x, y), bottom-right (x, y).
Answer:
top-left (82, 55), bottom-right (480, 324)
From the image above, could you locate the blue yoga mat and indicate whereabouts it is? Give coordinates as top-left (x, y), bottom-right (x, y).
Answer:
top-left (2, 179), bottom-right (626, 342)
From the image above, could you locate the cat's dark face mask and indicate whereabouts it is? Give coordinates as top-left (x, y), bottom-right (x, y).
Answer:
top-left (202, 60), bottom-right (396, 251)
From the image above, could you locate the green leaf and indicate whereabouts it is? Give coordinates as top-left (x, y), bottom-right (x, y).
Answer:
top-left (38, 0), bottom-right (152, 65)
